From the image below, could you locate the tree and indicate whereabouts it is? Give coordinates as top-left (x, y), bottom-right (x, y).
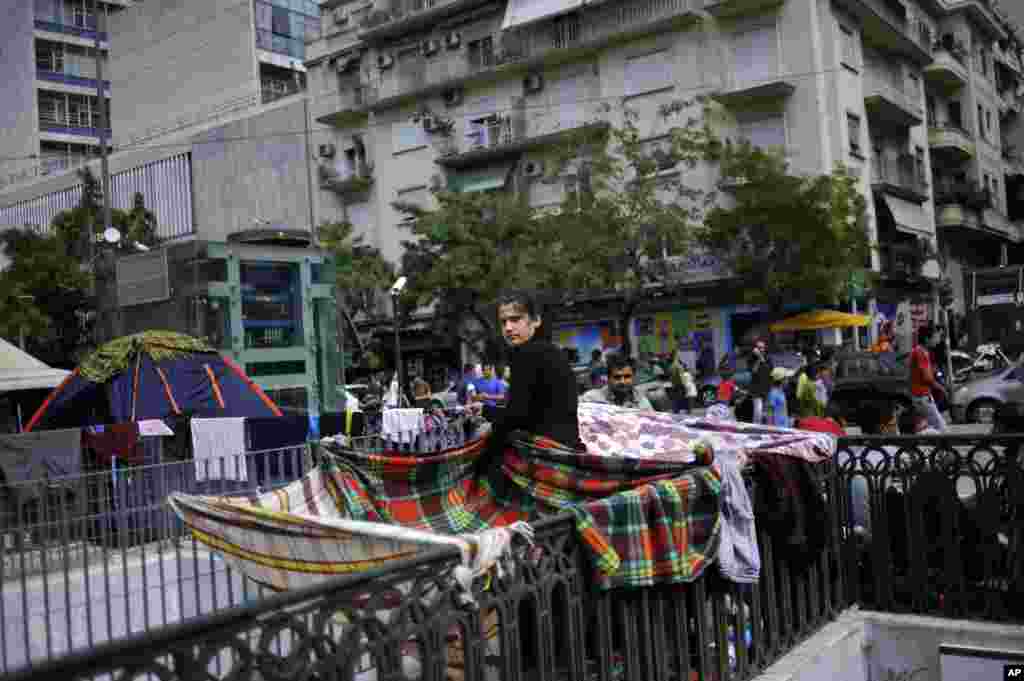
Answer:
top-left (317, 219), bottom-right (397, 362)
top-left (397, 101), bottom-right (714, 358)
top-left (697, 139), bottom-right (872, 320)
top-left (0, 228), bottom-right (92, 367)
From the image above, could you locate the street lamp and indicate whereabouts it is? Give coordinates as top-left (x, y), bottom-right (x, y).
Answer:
top-left (391, 277), bottom-right (408, 407)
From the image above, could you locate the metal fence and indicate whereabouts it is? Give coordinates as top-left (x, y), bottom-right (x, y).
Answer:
top-left (836, 434), bottom-right (1024, 623)
top-left (2, 458), bottom-right (846, 681)
top-left (0, 445), bottom-right (312, 674)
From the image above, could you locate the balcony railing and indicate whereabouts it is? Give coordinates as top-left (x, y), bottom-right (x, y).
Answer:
top-left (33, 19), bottom-right (107, 42)
top-left (312, 86), bottom-right (379, 124)
top-left (933, 179), bottom-right (992, 209)
top-left (367, 0), bottom-right (698, 105)
top-left (871, 154), bottom-right (928, 200)
top-left (863, 69), bottom-right (924, 127)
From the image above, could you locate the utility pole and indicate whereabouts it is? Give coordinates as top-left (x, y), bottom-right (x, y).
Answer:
top-left (94, 1), bottom-right (119, 338)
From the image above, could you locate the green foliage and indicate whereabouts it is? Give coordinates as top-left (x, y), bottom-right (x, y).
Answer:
top-left (698, 140), bottom-right (872, 314)
top-left (396, 100), bottom-right (714, 356)
top-left (0, 167), bottom-right (163, 367)
top-left (78, 330), bottom-right (214, 383)
top-left (0, 228), bottom-right (92, 368)
top-left (318, 219), bottom-right (396, 319)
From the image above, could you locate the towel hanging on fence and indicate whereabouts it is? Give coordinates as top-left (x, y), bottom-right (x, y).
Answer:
top-left (382, 408), bottom-right (424, 444)
top-left (715, 453), bottom-right (761, 584)
top-left (83, 423), bottom-right (141, 466)
top-left (138, 419), bottom-right (174, 437)
top-left (0, 428), bottom-right (83, 507)
top-left (191, 417), bottom-right (247, 481)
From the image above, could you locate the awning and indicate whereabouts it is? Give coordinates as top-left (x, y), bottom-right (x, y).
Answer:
top-left (501, 0), bottom-right (585, 31)
top-left (881, 195), bottom-right (930, 236)
top-left (0, 337), bottom-right (71, 392)
top-left (769, 310), bottom-right (870, 333)
top-left (448, 166), bottom-right (512, 193)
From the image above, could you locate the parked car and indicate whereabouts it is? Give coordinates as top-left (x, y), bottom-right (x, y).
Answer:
top-left (951, 360), bottom-right (1024, 424)
top-left (697, 351), bottom-right (805, 406)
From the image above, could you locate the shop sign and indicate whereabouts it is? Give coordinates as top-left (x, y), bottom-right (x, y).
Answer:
top-left (663, 250), bottom-right (729, 285)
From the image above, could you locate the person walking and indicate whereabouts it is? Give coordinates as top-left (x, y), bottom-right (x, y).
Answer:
top-left (749, 339), bottom-right (773, 424)
top-left (766, 367), bottom-right (792, 428)
top-left (909, 324), bottom-right (947, 432)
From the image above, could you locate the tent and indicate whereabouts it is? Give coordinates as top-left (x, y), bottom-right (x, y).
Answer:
top-left (24, 331), bottom-right (281, 432)
top-left (0, 337), bottom-right (71, 393)
top-left (769, 310), bottom-right (870, 333)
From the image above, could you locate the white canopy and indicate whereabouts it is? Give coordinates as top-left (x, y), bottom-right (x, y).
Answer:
top-left (0, 337), bottom-right (71, 393)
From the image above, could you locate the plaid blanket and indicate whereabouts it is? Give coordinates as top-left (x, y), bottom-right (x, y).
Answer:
top-left (169, 404), bottom-right (836, 591)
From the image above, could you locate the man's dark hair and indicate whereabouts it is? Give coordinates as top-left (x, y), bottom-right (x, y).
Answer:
top-left (606, 353), bottom-right (636, 374)
top-left (591, 349), bottom-right (602, 360)
top-left (497, 290), bottom-right (542, 320)
top-left (463, 363), bottom-right (475, 373)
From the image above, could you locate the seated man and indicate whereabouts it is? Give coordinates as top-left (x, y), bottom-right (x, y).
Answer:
top-left (580, 353), bottom-right (654, 410)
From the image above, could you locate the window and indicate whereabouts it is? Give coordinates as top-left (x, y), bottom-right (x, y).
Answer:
top-left (949, 100), bottom-right (962, 129)
top-left (738, 114), bottom-right (786, 149)
top-left (978, 104), bottom-right (985, 136)
top-left (732, 25), bottom-right (778, 86)
top-left (847, 113), bottom-right (862, 156)
top-left (464, 114), bottom-right (507, 149)
top-left (914, 146), bottom-right (925, 182)
top-left (840, 25), bottom-right (858, 69)
top-left (468, 37), bottom-right (495, 69)
top-left (993, 177), bottom-right (1000, 209)
top-left (393, 121), bottom-right (429, 153)
top-left (241, 262), bottom-right (303, 349)
top-left (926, 95), bottom-right (936, 125)
top-left (986, 110), bottom-right (993, 140)
top-left (624, 50), bottom-right (674, 97)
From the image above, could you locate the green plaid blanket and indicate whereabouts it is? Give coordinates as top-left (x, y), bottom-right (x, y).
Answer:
top-left (324, 430), bottom-right (721, 590)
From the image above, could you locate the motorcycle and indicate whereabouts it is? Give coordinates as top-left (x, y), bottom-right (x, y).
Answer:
top-left (952, 344), bottom-right (1012, 383)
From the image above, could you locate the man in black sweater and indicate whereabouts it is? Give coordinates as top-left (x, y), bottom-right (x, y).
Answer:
top-left (475, 292), bottom-right (582, 470)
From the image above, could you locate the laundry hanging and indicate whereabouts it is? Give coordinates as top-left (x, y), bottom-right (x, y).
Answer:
top-left (191, 417), bottom-right (248, 482)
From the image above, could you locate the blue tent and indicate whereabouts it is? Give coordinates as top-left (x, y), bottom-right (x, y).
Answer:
top-left (25, 332), bottom-right (281, 431)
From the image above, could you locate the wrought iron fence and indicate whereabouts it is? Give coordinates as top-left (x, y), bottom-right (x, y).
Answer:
top-left (836, 434), bottom-right (1024, 623)
top-left (0, 445), bottom-right (312, 674)
top-left (3, 458), bottom-right (846, 681)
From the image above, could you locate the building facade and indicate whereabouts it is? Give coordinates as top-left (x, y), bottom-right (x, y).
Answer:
top-left (0, 0), bottom-right (132, 192)
top-left (302, 0), bottom-right (1023, 362)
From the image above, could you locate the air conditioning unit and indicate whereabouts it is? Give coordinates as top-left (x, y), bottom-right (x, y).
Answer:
top-left (445, 32), bottom-right (461, 49)
top-left (423, 38), bottom-right (441, 55)
top-left (377, 53), bottom-right (394, 69)
top-left (523, 160), bottom-right (543, 177)
top-left (523, 72), bottom-right (544, 93)
top-left (421, 115), bottom-right (436, 132)
top-left (333, 7), bottom-right (349, 25)
top-left (442, 88), bottom-right (463, 107)
top-left (318, 143), bottom-right (336, 158)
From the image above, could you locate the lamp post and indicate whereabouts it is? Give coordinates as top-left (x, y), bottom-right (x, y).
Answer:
top-left (391, 277), bottom-right (408, 407)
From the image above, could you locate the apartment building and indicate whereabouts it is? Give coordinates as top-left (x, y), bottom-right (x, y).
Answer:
top-left (108, 0), bottom-right (320, 150)
top-left (303, 0), bottom-right (1021, 361)
top-left (0, 0), bottom-right (131, 192)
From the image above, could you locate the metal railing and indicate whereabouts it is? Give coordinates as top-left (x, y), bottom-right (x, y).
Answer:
top-left (0, 445), bottom-right (311, 674)
top-left (837, 434), bottom-right (1024, 623)
top-left (4, 458), bottom-right (846, 681)
top-left (871, 154), bottom-right (927, 196)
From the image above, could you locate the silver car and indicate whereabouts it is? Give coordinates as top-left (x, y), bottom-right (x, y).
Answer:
top-left (950, 361), bottom-right (1024, 424)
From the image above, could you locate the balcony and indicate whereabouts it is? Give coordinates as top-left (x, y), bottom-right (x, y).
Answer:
top-left (710, 79), bottom-right (796, 108)
top-left (871, 153), bottom-right (928, 203)
top-left (879, 239), bottom-right (928, 281)
top-left (36, 69), bottom-right (109, 91)
top-left (700, 0), bottom-right (785, 19)
top-left (863, 70), bottom-right (924, 130)
top-left (434, 111), bottom-right (609, 170)
top-left (318, 159), bottom-right (373, 197)
top-left (923, 47), bottom-right (969, 92)
top-left (366, 0), bottom-right (701, 109)
top-left (928, 124), bottom-right (975, 162)
top-left (313, 86), bottom-right (378, 127)
top-left (33, 19), bottom-right (106, 42)
top-left (357, 0), bottom-right (495, 44)
top-left (830, 0), bottom-right (932, 65)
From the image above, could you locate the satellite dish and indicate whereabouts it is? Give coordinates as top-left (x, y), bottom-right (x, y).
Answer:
top-left (103, 227), bottom-right (121, 244)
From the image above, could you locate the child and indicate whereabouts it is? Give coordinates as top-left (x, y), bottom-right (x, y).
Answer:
top-left (766, 367), bottom-right (791, 428)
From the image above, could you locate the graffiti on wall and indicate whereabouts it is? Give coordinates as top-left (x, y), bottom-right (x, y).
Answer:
top-left (553, 320), bottom-right (623, 365)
